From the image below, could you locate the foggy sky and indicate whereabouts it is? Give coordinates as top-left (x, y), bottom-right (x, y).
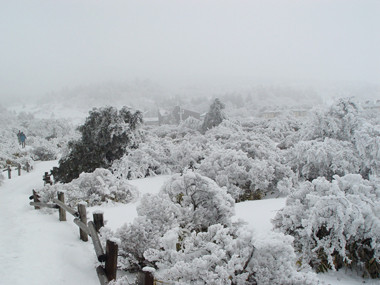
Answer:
top-left (1, 0), bottom-right (379, 100)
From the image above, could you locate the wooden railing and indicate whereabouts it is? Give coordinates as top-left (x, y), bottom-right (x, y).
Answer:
top-left (29, 191), bottom-right (118, 285)
top-left (2, 163), bottom-right (30, 179)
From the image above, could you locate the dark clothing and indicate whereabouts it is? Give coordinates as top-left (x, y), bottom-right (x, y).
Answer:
top-left (17, 131), bottom-right (21, 145)
top-left (20, 132), bottom-right (26, 148)
top-left (20, 133), bottom-right (26, 142)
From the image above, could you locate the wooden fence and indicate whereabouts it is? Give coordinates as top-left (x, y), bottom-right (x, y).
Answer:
top-left (29, 190), bottom-right (118, 285)
top-left (2, 163), bottom-right (30, 179)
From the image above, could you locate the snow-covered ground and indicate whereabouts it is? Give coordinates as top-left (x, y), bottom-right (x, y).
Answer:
top-left (0, 161), bottom-right (378, 285)
top-left (0, 161), bottom-right (99, 285)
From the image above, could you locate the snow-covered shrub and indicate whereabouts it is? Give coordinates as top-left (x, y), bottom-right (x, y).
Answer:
top-left (145, 224), bottom-right (319, 285)
top-left (205, 119), bottom-right (243, 141)
top-left (116, 172), bottom-right (319, 284)
top-left (169, 139), bottom-right (204, 173)
top-left (30, 143), bottom-right (58, 161)
top-left (117, 194), bottom-right (181, 271)
top-left (39, 168), bottom-right (138, 207)
top-left (354, 120), bottom-right (380, 177)
top-left (273, 174), bottom-right (380, 278)
top-left (161, 172), bottom-right (235, 231)
top-left (283, 98), bottom-right (380, 182)
top-left (113, 134), bottom-right (204, 179)
top-left (0, 172), bottom-right (4, 185)
top-left (243, 113), bottom-right (302, 144)
top-left (303, 99), bottom-right (360, 142)
top-left (224, 132), bottom-right (277, 161)
top-left (116, 172), bottom-right (235, 271)
top-left (198, 147), bottom-right (275, 200)
top-left (113, 147), bottom-right (171, 180)
top-left (287, 138), bottom-right (361, 181)
top-left (201, 121), bottom-right (296, 199)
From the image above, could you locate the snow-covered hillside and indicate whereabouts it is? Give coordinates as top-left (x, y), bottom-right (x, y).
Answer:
top-left (0, 161), bottom-right (377, 285)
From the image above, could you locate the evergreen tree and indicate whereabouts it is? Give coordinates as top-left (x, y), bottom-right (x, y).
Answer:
top-left (201, 98), bottom-right (227, 133)
top-left (52, 106), bottom-right (143, 183)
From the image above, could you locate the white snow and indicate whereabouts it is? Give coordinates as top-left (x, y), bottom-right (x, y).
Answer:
top-left (0, 161), bottom-right (99, 285)
top-left (1, 162), bottom-right (378, 285)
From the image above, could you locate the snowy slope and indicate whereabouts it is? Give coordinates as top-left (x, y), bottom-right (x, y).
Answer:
top-left (1, 162), bottom-right (378, 285)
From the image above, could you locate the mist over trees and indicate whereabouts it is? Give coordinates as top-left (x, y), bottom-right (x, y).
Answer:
top-left (1, 93), bottom-right (379, 283)
top-left (107, 97), bottom-right (380, 281)
top-left (2, 0), bottom-right (380, 282)
top-left (28, 80), bottom-right (333, 120)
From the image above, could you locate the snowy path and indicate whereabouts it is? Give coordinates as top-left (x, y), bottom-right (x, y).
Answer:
top-left (0, 161), bottom-right (99, 285)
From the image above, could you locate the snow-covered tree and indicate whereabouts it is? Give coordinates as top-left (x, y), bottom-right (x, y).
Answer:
top-left (116, 172), bottom-right (235, 270)
top-left (302, 98), bottom-right (360, 142)
top-left (161, 172), bottom-right (235, 231)
top-left (201, 98), bottom-right (227, 133)
top-left (52, 106), bottom-right (143, 183)
top-left (273, 174), bottom-right (380, 278)
top-left (116, 194), bottom-right (181, 271)
top-left (112, 134), bottom-right (203, 179)
top-left (198, 147), bottom-right (275, 200)
top-left (287, 138), bottom-right (361, 182)
top-left (354, 120), bottom-right (380, 177)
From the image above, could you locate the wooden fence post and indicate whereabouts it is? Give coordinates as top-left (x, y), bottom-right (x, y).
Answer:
top-left (138, 271), bottom-right (154, 285)
top-left (33, 190), bottom-right (40, 210)
top-left (58, 192), bottom-right (66, 221)
top-left (17, 165), bottom-right (21, 176)
top-left (105, 239), bottom-right (118, 281)
top-left (93, 211), bottom-right (104, 232)
top-left (7, 165), bottom-right (11, 179)
top-left (78, 203), bottom-right (88, 242)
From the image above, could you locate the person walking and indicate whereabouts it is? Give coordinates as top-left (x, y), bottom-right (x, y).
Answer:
top-left (17, 130), bottom-right (21, 145)
top-left (20, 132), bottom-right (26, 148)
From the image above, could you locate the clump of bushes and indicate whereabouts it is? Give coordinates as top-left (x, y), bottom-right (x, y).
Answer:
top-left (38, 168), bottom-right (138, 207)
top-left (113, 172), bottom-right (319, 284)
top-left (273, 174), bottom-right (380, 278)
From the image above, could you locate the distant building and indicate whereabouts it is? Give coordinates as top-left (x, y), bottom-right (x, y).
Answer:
top-left (363, 100), bottom-right (380, 112)
top-left (259, 107), bottom-right (310, 118)
top-left (259, 111), bottom-right (281, 119)
top-left (292, 109), bottom-right (309, 117)
top-left (144, 117), bottom-right (159, 126)
top-left (172, 106), bottom-right (200, 123)
top-left (158, 106), bottom-right (201, 125)
top-left (158, 109), bottom-right (173, 125)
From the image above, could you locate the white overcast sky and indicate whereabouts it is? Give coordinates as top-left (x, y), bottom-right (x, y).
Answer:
top-left (0, 0), bottom-right (379, 98)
